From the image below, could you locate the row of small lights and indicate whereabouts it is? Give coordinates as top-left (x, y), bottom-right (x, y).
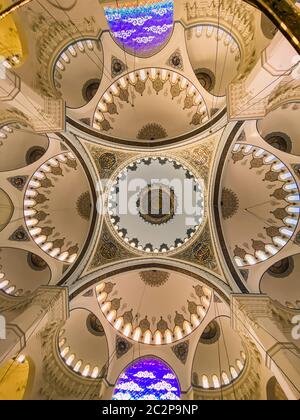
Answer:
top-left (0, 124), bottom-right (14, 140)
top-left (24, 153), bottom-right (78, 263)
top-left (96, 282), bottom-right (212, 345)
top-left (233, 144), bottom-right (300, 267)
top-left (93, 68), bottom-right (208, 127)
top-left (1, 55), bottom-right (21, 69)
top-left (58, 336), bottom-right (100, 379)
top-left (200, 352), bottom-right (246, 389)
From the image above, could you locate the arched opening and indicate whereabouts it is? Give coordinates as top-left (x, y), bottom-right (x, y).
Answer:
top-left (104, 0), bottom-right (174, 58)
top-left (58, 308), bottom-right (108, 379)
top-left (113, 357), bottom-right (181, 400)
top-left (257, 103), bottom-right (300, 156)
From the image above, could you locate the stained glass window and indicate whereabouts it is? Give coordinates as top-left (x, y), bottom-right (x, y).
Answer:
top-left (113, 358), bottom-right (181, 400)
top-left (104, 0), bottom-right (174, 57)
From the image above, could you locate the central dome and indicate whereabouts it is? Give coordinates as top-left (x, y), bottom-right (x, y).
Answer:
top-left (107, 156), bottom-right (205, 254)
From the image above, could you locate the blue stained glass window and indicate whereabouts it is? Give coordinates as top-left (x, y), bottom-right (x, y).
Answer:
top-left (113, 358), bottom-right (181, 400)
top-left (104, 0), bottom-right (174, 57)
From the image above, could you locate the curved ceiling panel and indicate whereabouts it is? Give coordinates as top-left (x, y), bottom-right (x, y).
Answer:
top-left (107, 156), bottom-right (205, 254)
top-left (96, 269), bottom-right (212, 345)
top-left (260, 254), bottom-right (300, 309)
top-left (0, 248), bottom-right (51, 296)
top-left (257, 103), bottom-right (300, 156)
top-left (186, 25), bottom-right (241, 96)
top-left (93, 68), bottom-right (209, 142)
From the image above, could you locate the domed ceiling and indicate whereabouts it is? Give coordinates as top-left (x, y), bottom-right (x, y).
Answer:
top-left (96, 270), bottom-right (212, 345)
top-left (107, 156), bottom-right (205, 254)
top-left (58, 308), bottom-right (108, 379)
top-left (0, 0), bottom-right (299, 402)
top-left (192, 317), bottom-right (247, 389)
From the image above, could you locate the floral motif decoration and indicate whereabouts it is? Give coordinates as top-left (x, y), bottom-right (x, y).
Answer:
top-left (231, 144), bottom-right (300, 267)
top-left (93, 68), bottom-right (209, 133)
top-left (104, 0), bottom-right (174, 57)
top-left (137, 123), bottom-right (168, 140)
top-left (96, 281), bottom-right (212, 345)
top-left (76, 191), bottom-right (92, 221)
top-left (139, 270), bottom-right (170, 287)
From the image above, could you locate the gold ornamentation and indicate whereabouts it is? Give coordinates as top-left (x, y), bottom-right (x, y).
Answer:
top-left (137, 123), bottom-right (168, 140)
top-left (99, 242), bottom-right (118, 260)
top-left (134, 78), bottom-right (146, 95)
top-left (167, 49), bottom-right (184, 71)
top-left (230, 143), bottom-right (300, 267)
top-left (111, 56), bottom-right (127, 78)
top-left (87, 145), bottom-right (131, 180)
top-left (221, 188), bottom-right (239, 220)
top-left (157, 317), bottom-right (168, 335)
top-left (86, 313), bottom-right (105, 336)
top-left (152, 77), bottom-right (165, 94)
top-left (8, 176), bottom-right (28, 191)
top-left (234, 246), bottom-right (247, 260)
top-left (172, 341), bottom-right (189, 364)
top-left (9, 226), bottom-right (29, 242)
top-left (140, 271), bottom-right (170, 287)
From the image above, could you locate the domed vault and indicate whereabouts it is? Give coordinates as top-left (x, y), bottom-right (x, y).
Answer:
top-left (0, 0), bottom-right (299, 402)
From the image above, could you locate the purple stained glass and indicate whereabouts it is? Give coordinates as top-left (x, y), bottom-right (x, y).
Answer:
top-left (113, 358), bottom-right (181, 400)
top-left (104, 0), bottom-right (174, 57)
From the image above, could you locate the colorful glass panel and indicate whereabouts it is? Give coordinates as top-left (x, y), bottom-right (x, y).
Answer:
top-left (113, 358), bottom-right (181, 400)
